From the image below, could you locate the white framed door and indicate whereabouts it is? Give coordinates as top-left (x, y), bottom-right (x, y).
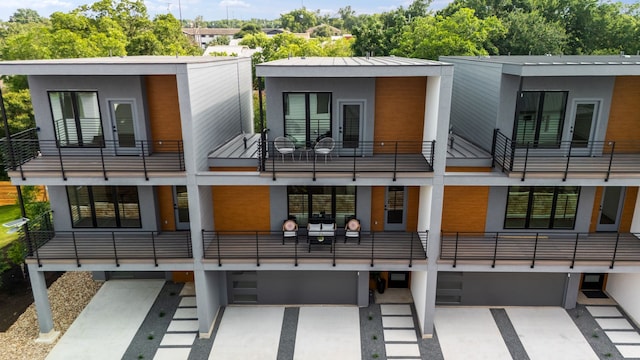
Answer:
top-left (596, 187), bottom-right (625, 232)
top-left (567, 100), bottom-right (600, 156)
top-left (384, 186), bottom-right (406, 231)
top-left (109, 100), bottom-right (139, 155)
top-left (173, 186), bottom-right (190, 230)
top-left (337, 100), bottom-right (365, 156)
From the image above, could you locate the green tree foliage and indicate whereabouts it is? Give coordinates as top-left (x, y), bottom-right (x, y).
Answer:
top-left (208, 36), bottom-right (231, 46)
top-left (496, 10), bottom-right (566, 55)
top-left (392, 8), bottom-right (506, 60)
top-left (280, 8), bottom-right (318, 33)
top-left (234, 22), bottom-right (262, 38)
top-left (9, 8), bottom-right (46, 24)
top-left (2, 89), bottom-right (35, 133)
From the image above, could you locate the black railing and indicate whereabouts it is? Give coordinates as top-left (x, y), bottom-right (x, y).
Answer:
top-left (492, 129), bottom-right (640, 180)
top-left (258, 139), bottom-right (435, 181)
top-left (202, 230), bottom-right (427, 267)
top-left (441, 231), bottom-right (640, 269)
top-left (25, 230), bottom-right (192, 267)
top-left (0, 135), bottom-right (185, 180)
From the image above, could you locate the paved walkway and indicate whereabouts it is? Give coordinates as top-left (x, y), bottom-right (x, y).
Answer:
top-left (46, 279), bottom-right (164, 360)
top-left (46, 280), bottom-right (640, 360)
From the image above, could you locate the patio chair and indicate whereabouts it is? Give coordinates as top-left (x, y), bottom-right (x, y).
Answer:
top-left (314, 137), bottom-right (335, 164)
top-left (274, 136), bottom-right (296, 162)
top-left (282, 219), bottom-right (298, 244)
top-left (307, 222), bottom-right (335, 252)
top-left (344, 218), bottom-right (361, 244)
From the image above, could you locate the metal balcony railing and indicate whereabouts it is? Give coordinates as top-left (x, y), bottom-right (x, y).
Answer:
top-left (25, 230), bottom-right (193, 267)
top-left (258, 137), bottom-right (435, 181)
top-left (441, 231), bottom-right (640, 269)
top-left (1, 129), bottom-right (185, 180)
top-left (492, 129), bottom-right (640, 180)
top-left (202, 230), bottom-right (428, 267)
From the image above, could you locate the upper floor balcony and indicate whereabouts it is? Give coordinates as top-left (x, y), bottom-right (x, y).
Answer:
top-left (2, 129), bottom-right (185, 181)
top-left (492, 130), bottom-right (640, 181)
top-left (208, 132), bottom-right (435, 181)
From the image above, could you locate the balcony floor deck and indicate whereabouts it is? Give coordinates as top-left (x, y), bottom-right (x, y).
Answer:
top-left (9, 153), bottom-right (186, 179)
top-left (504, 153), bottom-right (640, 179)
top-left (26, 231), bottom-right (192, 265)
top-left (441, 232), bottom-right (640, 268)
top-left (204, 232), bottom-right (427, 266)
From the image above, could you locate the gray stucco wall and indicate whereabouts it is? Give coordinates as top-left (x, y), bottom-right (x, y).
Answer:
top-left (256, 271), bottom-right (358, 304)
top-left (455, 272), bottom-right (566, 306)
top-left (264, 77), bottom-right (376, 142)
top-left (186, 59), bottom-right (253, 172)
top-left (48, 185), bottom-right (159, 231)
top-left (497, 76), bottom-right (616, 144)
top-left (485, 186), bottom-right (596, 233)
top-left (27, 75), bottom-right (148, 155)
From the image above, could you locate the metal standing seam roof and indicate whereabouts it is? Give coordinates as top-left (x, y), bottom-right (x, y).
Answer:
top-left (440, 55), bottom-right (640, 66)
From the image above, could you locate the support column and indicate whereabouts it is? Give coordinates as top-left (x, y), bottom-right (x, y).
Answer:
top-left (563, 272), bottom-right (581, 309)
top-left (357, 271), bottom-right (370, 307)
top-left (630, 188), bottom-right (640, 233)
top-left (27, 264), bottom-right (59, 343)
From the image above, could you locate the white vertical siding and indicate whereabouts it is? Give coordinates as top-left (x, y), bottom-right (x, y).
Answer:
top-left (186, 58), bottom-right (253, 171)
top-left (446, 60), bottom-right (503, 151)
top-left (606, 273), bottom-right (640, 327)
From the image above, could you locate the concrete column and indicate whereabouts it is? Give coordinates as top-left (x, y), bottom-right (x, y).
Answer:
top-left (27, 264), bottom-right (59, 343)
top-left (357, 271), bottom-right (370, 307)
top-left (195, 270), bottom-right (226, 338)
top-left (563, 272), bottom-right (581, 309)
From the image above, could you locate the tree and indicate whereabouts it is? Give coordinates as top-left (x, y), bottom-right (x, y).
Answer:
top-left (208, 36), bottom-right (231, 46)
top-left (234, 22), bottom-right (262, 38)
top-left (8, 9), bottom-right (45, 24)
top-left (2, 89), bottom-right (35, 134)
top-left (351, 15), bottom-right (386, 56)
top-left (239, 32), bottom-right (270, 49)
top-left (280, 8), bottom-right (318, 33)
top-left (495, 10), bottom-right (566, 55)
top-left (392, 8), bottom-right (506, 60)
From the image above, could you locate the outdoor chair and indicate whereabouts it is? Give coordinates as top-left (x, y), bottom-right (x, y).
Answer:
top-left (314, 137), bottom-right (335, 164)
top-left (307, 222), bottom-right (335, 252)
top-left (282, 219), bottom-right (298, 244)
top-left (274, 136), bottom-right (295, 162)
top-left (344, 218), bottom-right (361, 244)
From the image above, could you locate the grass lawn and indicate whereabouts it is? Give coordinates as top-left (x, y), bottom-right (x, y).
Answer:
top-left (0, 204), bottom-right (21, 249)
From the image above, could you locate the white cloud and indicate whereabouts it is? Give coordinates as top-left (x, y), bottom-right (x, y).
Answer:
top-left (219, 0), bottom-right (250, 8)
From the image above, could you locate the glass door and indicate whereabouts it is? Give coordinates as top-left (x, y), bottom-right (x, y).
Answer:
top-left (109, 100), bottom-right (138, 155)
top-left (173, 186), bottom-right (190, 230)
top-left (568, 100), bottom-right (599, 156)
top-left (596, 187), bottom-right (625, 232)
top-left (338, 101), bottom-right (364, 156)
top-left (384, 186), bottom-right (406, 231)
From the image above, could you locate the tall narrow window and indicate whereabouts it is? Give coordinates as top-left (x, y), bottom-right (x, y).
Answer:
top-left (287, 186), bottom-right (355, 227)
top-left (67, 186), bottom-right (141, 228)
top-left (49, 91), bottom-right (103, 147)
top-left (514, 91), bottom-right (567, 147)
top-left (505, 186), bottom-right (579, 229)
top-left (284, 93), bottom-right (331, 147)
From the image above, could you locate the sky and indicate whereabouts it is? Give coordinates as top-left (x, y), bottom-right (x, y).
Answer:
top-left (0, 0), bottom-right (456, 22)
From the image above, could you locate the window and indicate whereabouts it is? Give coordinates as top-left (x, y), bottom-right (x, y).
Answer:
top-left (284, 93), bottom-right (332, 147)
top-left (514, 91), bottom-right (568, 147)
top-left (287, 186), bottom-right (355, 227)
top-left (505, 186), bottom-right (580, 229)
top-left (67, 186), bottom-right (141, 228)
top-left (49, 91), bottom-right (103, 147)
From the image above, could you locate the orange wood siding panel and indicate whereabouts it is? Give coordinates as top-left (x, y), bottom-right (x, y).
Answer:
top-left (606, 77), bottom-right (640, 153)
top-left (212, 186), bottom-right (270, 231)
top-left (145, 75), bottom-right (183, 147)
top-left (406, 186), bottom-right (420, 232)
top-left (370, 187), bottom-right (385, 231)
top-left (442, 186), bottom-right (490, 232)
top-left (589, 187), bottom-right (603, 233)
top-left (157, 186), bottom-right (176, 231)
top-left (374, 77), bottom-right (427, 154)
top-left (172, 271), bottom-right (194, 282)
top-left (445, 167), bottom-right (493, 172)
top-left (620, 187), bottom-right (638, 232)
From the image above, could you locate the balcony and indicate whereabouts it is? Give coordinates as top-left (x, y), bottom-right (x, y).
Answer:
top-left (441, 231), bottom-right (640, 269)
top-left (2, 129), bottom-right (185, 181)
top-left (259, 139), bottom-right (435, 181)
top-left (202, 230), bottom-right (428, 267)
top-left (492, 130), bottom-right (640, 180)
top-left (25, 230), bottom-right (193, 267)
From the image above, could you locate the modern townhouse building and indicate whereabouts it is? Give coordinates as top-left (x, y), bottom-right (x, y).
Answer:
top-left (440, 55), bottom-right (640, 326)
top-left (0, 55), bottom-right (454, 340)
